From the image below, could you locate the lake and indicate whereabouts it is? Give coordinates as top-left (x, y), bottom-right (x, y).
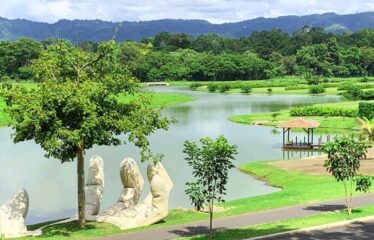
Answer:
top-left (0, 87), bottom-right (342, 224)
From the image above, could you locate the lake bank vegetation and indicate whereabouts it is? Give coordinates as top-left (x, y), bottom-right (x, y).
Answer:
top-left (1, 28), bottom-right (374, 84)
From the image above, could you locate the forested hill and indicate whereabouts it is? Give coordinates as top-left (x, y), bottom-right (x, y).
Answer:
top-left (1, 12), bottom-right (374, 42)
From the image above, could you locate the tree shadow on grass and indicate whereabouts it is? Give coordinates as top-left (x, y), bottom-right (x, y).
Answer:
top-left (169, 225), bottom-right (293, 240)
top-left (35, 220), bottom-right (97, 238)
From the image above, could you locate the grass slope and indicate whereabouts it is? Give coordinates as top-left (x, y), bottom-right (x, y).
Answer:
top-left (229, 101), bottom-right (372, 131)
top-left (20, 161), bottom-right (363, 239)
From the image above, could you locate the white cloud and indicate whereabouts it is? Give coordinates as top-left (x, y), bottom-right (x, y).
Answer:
top-left (0, 0), bottom-right (372, 23)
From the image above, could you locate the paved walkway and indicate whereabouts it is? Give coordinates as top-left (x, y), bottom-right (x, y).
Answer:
top-left (99, 194), bottom-right (374, 240)
top-left (264, 219), bottom-right (374, 240)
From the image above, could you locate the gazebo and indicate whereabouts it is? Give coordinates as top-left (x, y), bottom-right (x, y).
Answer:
top-left (279, 118), bottom-right (320, 150)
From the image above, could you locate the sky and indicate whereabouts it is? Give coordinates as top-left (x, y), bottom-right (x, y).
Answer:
top-left (0, 0), bottom-right (373, 24)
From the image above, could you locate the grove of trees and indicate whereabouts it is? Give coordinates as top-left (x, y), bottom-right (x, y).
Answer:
top-left (1, 27), bottom-right (374, 82)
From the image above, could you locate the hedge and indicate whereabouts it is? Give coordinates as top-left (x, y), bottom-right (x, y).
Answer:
top-left (290, 105), bottom-right (358, 117)
top-left (358, 102), bottom-right (374, 120)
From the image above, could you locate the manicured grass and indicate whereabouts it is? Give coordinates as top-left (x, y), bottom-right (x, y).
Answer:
top-left (228, 101), bottom-right (373, 131)
top-left (169, 76), bottom-right (374, 95)
top-left (180, 205), bottom-right (374, 240)
top-left (20, 160), bottom-right (364, 239)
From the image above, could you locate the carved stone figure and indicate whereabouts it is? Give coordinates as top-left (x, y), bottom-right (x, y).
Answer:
top-left (85, 155), bottom-right (105, 220)
top-left (0, 189), bottom-right (29, 238)
top-left (97, 159), bottom-right (173, 230)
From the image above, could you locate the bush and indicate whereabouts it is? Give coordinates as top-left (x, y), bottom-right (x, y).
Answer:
top-left (241, 86), bottom-right (252, 94)
top-left (344, 85), bottom-right (363, 99)
top-left (218, 84), bottom-right (231, 93)
top-left (290, 105), bottom-right (358, 117)
top-left (359, 77), bottom-right (369, 83)
top-left (359, 90), bottom-right (374, 100)
top-left (309, 85), bottom-right (325, 94)
top-left (189, 83), bottom-right (202, 91)
top-left (207, 83), bottom-right (218, 92)
top-left (358, 102), bottom-right (374, 120)
top-left (267, 88), bottom-right (273, 94)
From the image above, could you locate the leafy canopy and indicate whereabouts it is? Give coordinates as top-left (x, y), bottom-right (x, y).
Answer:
top-left (184, 136), bottom-right (238, 210)
top-left (3, 40), bottom-right (171, 163)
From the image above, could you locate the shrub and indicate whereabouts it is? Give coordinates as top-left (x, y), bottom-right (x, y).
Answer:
top-left (309, 85), bottom-right (325, 94)
top-left (344, 85), bottom-right (363, 99)
top-left (358, 102), bottom-right (374, 120)
top-left (267, 88), bottom-right (273, 94)
top-left (241, 86), bottom-right (252, 94)
top-left (189, 83), bottom-right (202, 91)
top-left (359, 90), bottom-right (374, 100)
top-left (207, 83), bottom-right (218, 92)
top-left (290, 105), bottom-right (358, 117)
top-left (359, 77), bottom-right (369, 83)
top-left (218, 84), bottom-right (231, 93)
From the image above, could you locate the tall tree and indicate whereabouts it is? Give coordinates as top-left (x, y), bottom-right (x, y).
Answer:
top-left (184, 136), bottom-right (237, 240)
top-left (3, 40), bottom-right (171, 228)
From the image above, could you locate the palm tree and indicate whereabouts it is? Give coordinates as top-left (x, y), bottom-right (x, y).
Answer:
top-left (356, 117), bottom-right (374, 141)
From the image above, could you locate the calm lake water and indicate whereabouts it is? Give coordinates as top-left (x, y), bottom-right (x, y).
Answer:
top-left (0, 87), bottom-right (342, 224)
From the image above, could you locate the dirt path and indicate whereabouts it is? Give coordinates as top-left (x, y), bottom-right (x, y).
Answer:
top-left (271, 147), bottom-right (374, 176)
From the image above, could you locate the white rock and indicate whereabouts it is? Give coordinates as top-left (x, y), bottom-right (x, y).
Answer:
top-left (98, 160), bottom-right (173, 230)
top-left (85, 156), bottom-right (104, 218)
top-left (0, 189), bottom-right (29, 238)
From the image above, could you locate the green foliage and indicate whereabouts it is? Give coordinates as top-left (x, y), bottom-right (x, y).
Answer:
top-left (184, 136), bottom-right (237, 239)
top-left (308, 85), bottom-right (326, 94)
top-left (218, 83), bottom-right (231, 93)
top-left (267, 88), bottom-right (273, 94)
top-left (323, 137), bottom-right (372, 214)
top-left (355, 175), bottom-right (373, 193)
top-left (2, 40), bottom-right (172, 228)
top-left (190, 83), bottom-right (203, 91)
top-left (241, 86), bottom-right (252, 94)
top-left (290, 105), bottom-right (358, 117)
top-left (207, 83), bottom-right (218, 92)
top-left (271, 112), bottom-right (280, 121)
top-left (358, 102), bottom-right (374, 120)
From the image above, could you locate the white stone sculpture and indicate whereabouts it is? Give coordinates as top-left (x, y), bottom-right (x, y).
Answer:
top-left (85, 155), bottom-right (105, 220)
top-left (0, 189), bottom-right (29, 238)
top-left (97, 159), bottom-right (173, 230)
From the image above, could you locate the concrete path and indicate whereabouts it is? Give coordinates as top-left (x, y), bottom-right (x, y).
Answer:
top-left (98, 194), bottom-right (374, 240)
top-left (264, 219), bottom-right (374, 240)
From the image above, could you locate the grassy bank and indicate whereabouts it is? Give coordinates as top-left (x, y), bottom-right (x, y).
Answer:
top-left (169, 76), bottom-right (374, 96)
top-left (180, 205), bottom-right (374, 240)
top-left (229, 101), bottom-right (372, 131)
top-left (20, 160), bottom-right (365, 239)
top-left (0, 83), bottom-right (194, 126)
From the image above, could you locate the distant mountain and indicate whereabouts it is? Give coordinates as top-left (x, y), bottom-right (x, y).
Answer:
top-left (1, 12), bottom-right (374, 42)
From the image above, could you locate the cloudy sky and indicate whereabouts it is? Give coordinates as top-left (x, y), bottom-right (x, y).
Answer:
top-left (0, 0), bottom-right (373, 23)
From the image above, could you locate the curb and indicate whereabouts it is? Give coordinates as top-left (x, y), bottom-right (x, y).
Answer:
top-left (248, 215), bottom-right (374, 240)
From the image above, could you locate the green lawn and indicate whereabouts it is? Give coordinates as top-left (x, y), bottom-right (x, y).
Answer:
top-left (228, 101), bottom-right (371, 131)
top-left (180, 205), bottom-right (374, 240)
top-left (169, 76), bottom-right (374, 96)
top-left (19, 160), bottom-right (365, 239)
top-left (0, 83), bottom-right (194, 126)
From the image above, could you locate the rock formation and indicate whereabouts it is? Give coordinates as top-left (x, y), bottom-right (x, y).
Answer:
top-left (97, 159), bottom-right (173, 230)
top-left (85, 155), bottom-right (105, 220)
top-left (0, 189), bottom-right (29, 238)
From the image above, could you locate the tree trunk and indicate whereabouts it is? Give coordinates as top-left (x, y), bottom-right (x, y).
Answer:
top-left (77, 147), bottom-right (86, 228)
top-left (209, 201), bottom-right (214, 240)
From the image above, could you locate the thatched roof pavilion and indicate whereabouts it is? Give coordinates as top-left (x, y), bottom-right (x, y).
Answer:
top-left (279, 118), bottom-right (320, 150)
